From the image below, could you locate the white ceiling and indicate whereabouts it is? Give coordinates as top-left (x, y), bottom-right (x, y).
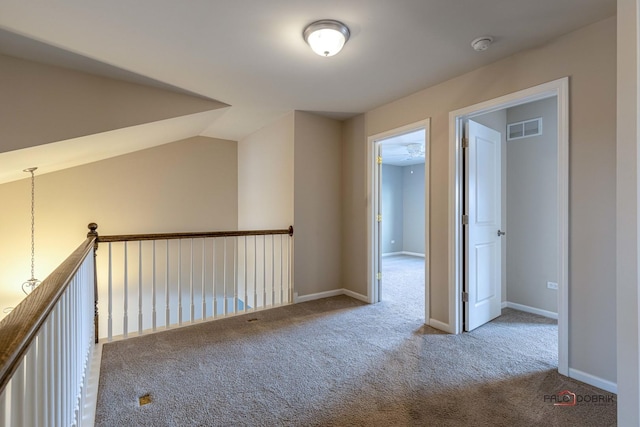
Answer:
top-left (0, 0), bottom-right (616, 172)
top-left (381, 130), bottom-right (426, 167)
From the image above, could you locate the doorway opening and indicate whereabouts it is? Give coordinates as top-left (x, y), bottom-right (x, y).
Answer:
top-left (449, 78), bottom-right (569, 376)
top-left (367, 119), bottom-right (430, 321)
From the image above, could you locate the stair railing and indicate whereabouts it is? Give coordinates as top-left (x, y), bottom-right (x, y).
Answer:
top-left (0, 234), bottom-right (97, 427)
top-left (92, 224), bottom-right (294, 341)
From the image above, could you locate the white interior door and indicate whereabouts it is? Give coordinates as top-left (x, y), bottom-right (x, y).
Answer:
top-left (375, 143), bottom-right (383, 302)
top-left (465, 120), bottom-right (502, 331)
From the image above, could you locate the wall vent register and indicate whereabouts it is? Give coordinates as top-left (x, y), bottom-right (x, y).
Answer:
top-left (507, 117), bottom-right (542, 141)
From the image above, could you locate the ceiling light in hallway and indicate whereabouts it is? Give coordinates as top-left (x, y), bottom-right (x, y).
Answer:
top-left (303, 20), bottom-right (350, 57)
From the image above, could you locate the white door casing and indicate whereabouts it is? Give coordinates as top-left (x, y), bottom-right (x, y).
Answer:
top-left (464, 120), bottom-right (502, 331)
top-left (375, 142), bottom-right (383, 302)
top-left (367, 119), bottom-right (431, 320)
top-left (448, 77), bottom-right (568, 377)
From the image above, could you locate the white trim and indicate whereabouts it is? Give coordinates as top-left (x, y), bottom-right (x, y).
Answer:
top-left (402, 251), bottom-right (425, 258)
top-left (505, 302), bottom-right (558, 320)
top-left (342, 288), bottom-right (370, 303)
top-left (295, 288), bottom-right (370, 304)
top-left (295, 289), bottom-right (344, 303)
top-left (382, 251), bottom-right (426, 258)
top-left (429, 318), bottom-right (454, 333)
top-left (501, 301), bottom-right (508, 309)
top-left (382, 251), bottom-right (403, 257)
top-left (448, 77), bottom-right (570, 378)
top-left (568, 368), bottom-right (618, 394)
top-left (81, 342), bottom-right (102, 426)
top-left (367, 118), bottom-right (431, 318)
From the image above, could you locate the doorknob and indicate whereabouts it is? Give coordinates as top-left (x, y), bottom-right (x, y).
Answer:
top-left (497, 230), bottom-right (506, 236)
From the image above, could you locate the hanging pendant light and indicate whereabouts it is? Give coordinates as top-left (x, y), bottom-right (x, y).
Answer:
top-left (22, 167), bottom-right (41, 295)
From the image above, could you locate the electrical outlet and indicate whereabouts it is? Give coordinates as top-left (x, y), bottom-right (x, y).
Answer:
top-left (547, 281), bottom-right (558, 290)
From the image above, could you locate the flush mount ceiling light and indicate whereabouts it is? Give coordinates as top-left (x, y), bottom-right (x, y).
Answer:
top-left (471, 36), bottom-right (493, 52)
top-left (303, 19), bottom-right (350, 57)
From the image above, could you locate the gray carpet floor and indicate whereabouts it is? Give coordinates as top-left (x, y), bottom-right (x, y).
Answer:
top-left (95, 255), bottom-right (616, 426)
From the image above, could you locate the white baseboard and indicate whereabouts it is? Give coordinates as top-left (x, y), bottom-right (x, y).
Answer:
top-left (568, 368), bottom-right (617, 394)
top-left (505, 301), bottom-right (558, 320)
top-left (382, 252), bottom-right (403, 257)
top-left (382, 251), bottom-right (425, 258)
top-left (402, 251), bottom-right (425, 258)
top-left (428, 318), bottom-right (454, 334)
top-left (295, 289), bottom-right (344, 303)
top-left (295, 288), bottom-right (371, 304)
top-left (501, 301), bottom-right (508, 309)
top-left (342, 288), bottom-right (370, 303)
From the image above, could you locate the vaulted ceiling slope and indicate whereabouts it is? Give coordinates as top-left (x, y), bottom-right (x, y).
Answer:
top-left (0, 51), bottom-right (229, 183)
top-left (0, 0), bottom-right (616, 182)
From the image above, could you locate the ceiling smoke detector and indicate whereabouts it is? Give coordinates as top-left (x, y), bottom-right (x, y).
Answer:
top-left (471, 36), bottom-right (493, 52)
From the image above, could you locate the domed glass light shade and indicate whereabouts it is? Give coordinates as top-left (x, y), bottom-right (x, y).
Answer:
top-left (303, 20), bottom-right (350, 57)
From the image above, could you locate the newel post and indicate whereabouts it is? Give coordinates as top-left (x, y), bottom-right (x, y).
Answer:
top-left (87, 223), bottom-right (99, 343)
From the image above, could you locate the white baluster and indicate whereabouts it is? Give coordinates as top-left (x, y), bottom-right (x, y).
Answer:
top-left (152, 240), bottom-right (157, 331)
top-left (288, 234), bottom-right (293, 303)
top-left (223, 237), bottom-right (228, 316)
top-left (254, 236), bottom-right (258, 310)
top-left (36, 326), bottom-right (47, 427)
top-left (0, 384), bottom-right (6, 427)
top-left (108, 242), bottom-right (113, 341)
top-left (55, 306), bottom-right (62, 427)
top-left (272, 235), bottom-right (275, 306)
top-left (244, 236), bottom-right (248, 312)
top-left (190, 239), bottom-right (194, 322)
top-left (202, 239), bottom-right (206, 320)
top-left (212, 238), bottom-right (217, 318)
top-left (60, 291), bottom-right (67, 427)
top-left (47, 312), bottom-right (55, 427)
top-left (234, 237), bottom-right (238, 313)
top-left (165, 240), bottom-right (170, 329)
top-left (24, 341), bottom-right (36, 426)
top-left (10, 359), bottom-right (24, 427)
top-left (178, 241), bottom-right (183, 326)
top-left (280, 235), bottom-right (284, 304)
top-left (123, 242), bottom-right (129, 338)
top-left (263, 236), bottom-right (267, 308)
top-left (138, 241), bottom-right (143, 334)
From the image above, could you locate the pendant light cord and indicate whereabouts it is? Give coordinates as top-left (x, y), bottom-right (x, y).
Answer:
top-left (22, 167), bottom-right (39, 294)
top-left (29, 168), bottom-right (35, 281)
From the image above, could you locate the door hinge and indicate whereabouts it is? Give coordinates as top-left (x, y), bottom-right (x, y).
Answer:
top-left (377, 214), bottom-right (382, 223)
top-left (461, 137), bottom-right (469, 149)
top-left (462, 214), bottom-right (469, 225)
top-left (462, 292), bottom-right (469, 302)
top-left (377, 156), bottom-right (383, 165)
top-left (376, 272), bottom-right (382, 280)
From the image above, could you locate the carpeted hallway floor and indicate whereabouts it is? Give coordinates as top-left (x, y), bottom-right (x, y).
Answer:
top-left (95, 255), bottom-right (616, 426)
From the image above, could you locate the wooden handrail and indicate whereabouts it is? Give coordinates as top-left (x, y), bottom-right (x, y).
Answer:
top-left (94, 225), bottom-right (294, 243)
top-left (0, 236), bottom-right (96, 395)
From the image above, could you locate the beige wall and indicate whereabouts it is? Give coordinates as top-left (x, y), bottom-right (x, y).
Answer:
top-left (506, 98), bottom-right (558, 314)
top-left (0, 136), bottom-right (237, 316)
top-left (341, 115), bottom-right (368, 296)
top-left (616, 0), bottom-right (639, 423)
top-left (237, 112), bottom-right (294, 229)
top-left (0, 54), bottom-right (226, 153)
top-left (343, 17), bottom-right (617, 384)
top-left (238, 111), bottom-right (342, 298)
top-left (293, 111), bottom-right (343, 297)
